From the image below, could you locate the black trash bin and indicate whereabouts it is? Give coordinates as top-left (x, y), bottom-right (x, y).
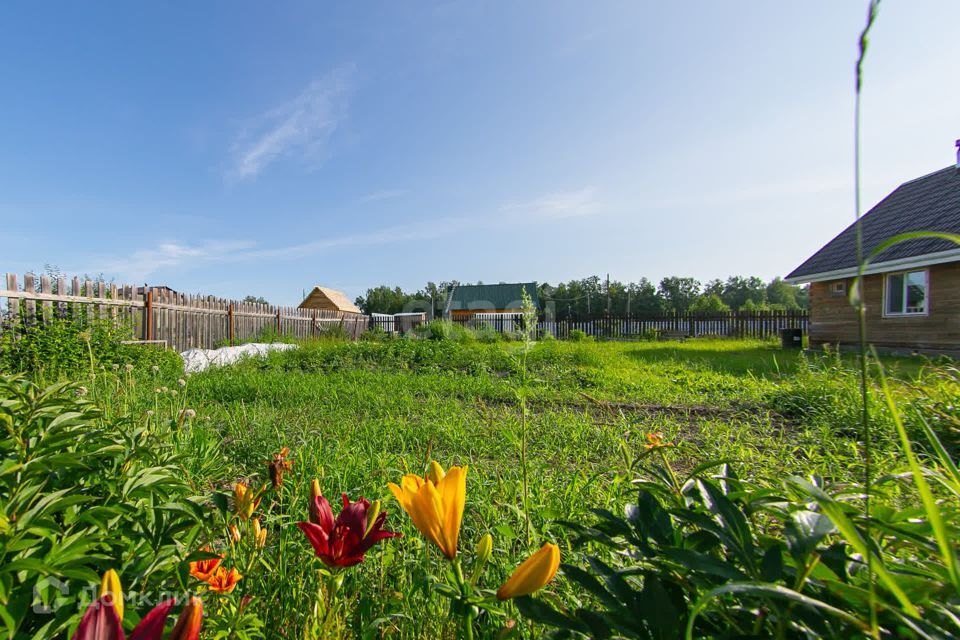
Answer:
top-left (780, 328), bottom-right (803, 349)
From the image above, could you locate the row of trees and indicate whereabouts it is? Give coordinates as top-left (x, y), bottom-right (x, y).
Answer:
top-left (355, 276), bottom-right (808, 316)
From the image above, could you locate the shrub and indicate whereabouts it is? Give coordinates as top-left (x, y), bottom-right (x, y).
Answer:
top-left (567, 329), bottom-right (592, 342)
top-left (0, 375), bottom-right (205, 638)
top-left (413, 319), bottom-right (475, 343)
top-left (0, 316), bottom-right (180, 379)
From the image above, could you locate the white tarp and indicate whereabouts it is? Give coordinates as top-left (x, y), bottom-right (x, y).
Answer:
top-left (180, 342), bottom-right (297, 373)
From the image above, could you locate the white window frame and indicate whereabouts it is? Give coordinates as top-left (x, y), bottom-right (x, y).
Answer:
top-left (882, 269), bottom-right (929, 317)
top-left (829, 281), bottom-right (847, 297)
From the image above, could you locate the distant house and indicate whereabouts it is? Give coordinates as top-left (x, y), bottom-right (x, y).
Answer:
top-left (137, 285), bottom-right (177, 297)
top-left (444, 282), bottom-right (539, 320)
top-left (298, 286), bottom-right (363, 316)
top-left (786, 146), bottom-right (960, 355)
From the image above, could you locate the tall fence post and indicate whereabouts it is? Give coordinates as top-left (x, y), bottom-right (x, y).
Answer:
top-left (144, 289), bottom-right (154, 341)
top-left (228, 303), bottom-right (235, 346)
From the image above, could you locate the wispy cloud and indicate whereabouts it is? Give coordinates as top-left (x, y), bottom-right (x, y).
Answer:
top-left (644, 176), bottom-right (849, 210)
top-left (356, 188), bottom-right (408, 204)
top-left (228, 64), bottom-right (356, 181)
top-left (93, 240), bottom-right (255, 283)
top-left (502, 187), bottom-right (600, 219)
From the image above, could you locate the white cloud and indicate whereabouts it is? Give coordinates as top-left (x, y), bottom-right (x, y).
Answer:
top-left (356, 189), bottom-right (408, 204)
top-left (228, 64), bottom-right (356, 181)
top-left (502, 187), bottom-right (600, 219)
top-left (93, 240), bottom-right (255, 283)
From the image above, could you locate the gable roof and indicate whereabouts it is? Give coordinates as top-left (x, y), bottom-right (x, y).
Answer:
top-left (298, 286), bottom-right (362, 314)
top-left (786, 165), bottom-right (960, 283)
top-left (445, 282), bottom-right (539, 312)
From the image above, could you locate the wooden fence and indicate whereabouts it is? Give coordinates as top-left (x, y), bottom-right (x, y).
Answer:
top-left (454, 310), bottom-right (808, 340)
top-left (1, 273), bottom-right (367, 352)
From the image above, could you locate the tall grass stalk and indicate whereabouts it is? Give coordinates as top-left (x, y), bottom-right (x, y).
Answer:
top-left (518, 288), bottom-right (538, 546)
top-left (853, 2), bottom-right (881, 635)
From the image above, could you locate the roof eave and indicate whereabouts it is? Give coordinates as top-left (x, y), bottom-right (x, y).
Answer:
top-left (785, 247), bottom-right (960, 284)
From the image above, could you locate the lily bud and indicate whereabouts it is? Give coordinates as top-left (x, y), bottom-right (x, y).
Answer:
top-left (496, 543), bottom-right (560, 600)
top-left (168, 596), bottom-right (203, 640)
top-left (309, 479), bottom-right (323, 525)
top-left (427, 460), bottom-right (445, 485)
top-left (364, 500), bottom-right (382, 538)
top-left (229, 523), bottom-right (241, 543)
top-left (471, 533), bottom-right (493, 584)
top-left (252, 518), bottom-right (267, 548)
top-left (476, 533), bottom-right (493, 565)
top-left (99, 569), bottom-right (123, 621)
top-left (233, 482), bottom-right (260, 521)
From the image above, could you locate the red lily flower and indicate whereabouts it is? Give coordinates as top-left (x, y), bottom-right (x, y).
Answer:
top-left (72, 595), bottom-right (201, 640)
top-left (297, 490), bottom-right (401, 567)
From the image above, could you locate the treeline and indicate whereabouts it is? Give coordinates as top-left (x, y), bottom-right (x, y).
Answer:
top-left (355, 276), bottom-right (808, 316)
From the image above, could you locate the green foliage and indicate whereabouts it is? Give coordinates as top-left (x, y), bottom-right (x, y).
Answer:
top-left (689, 293), bottom-right (730, 313)
top-left (0, 375), bottom-right (205, 638)
top-left (520, 452), bottom-right (960, 638)
top-left (412, 319), bottom-right (475, 343)
top-left (657, 277), bottom-right (702, 313)
top-left (0, 316), bottom-right (180, 379)
top-left (567, 329), bottom-right (592, 342)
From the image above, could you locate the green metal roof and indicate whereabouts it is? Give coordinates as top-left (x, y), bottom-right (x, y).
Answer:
top-left (445, 282), bottom-right (539, 312)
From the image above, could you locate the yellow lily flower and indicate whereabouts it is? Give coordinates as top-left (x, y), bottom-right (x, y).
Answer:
top-left (496, 543), bottom-right (560, 600)
top-left (388, 462), bottom-right (467, 559)
top-left (99, 569), bottom-right (123, 621)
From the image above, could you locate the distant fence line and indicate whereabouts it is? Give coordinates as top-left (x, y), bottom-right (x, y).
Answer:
top-left (1, 273), bottom-right (366, 352)
top-left (2, 272), bottom-right (808, 351)
top-left (450, 310), bottom-right (808, 340)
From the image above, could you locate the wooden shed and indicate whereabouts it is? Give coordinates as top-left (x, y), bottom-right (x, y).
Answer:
top-left (297, 286), bottom-right (362, 315)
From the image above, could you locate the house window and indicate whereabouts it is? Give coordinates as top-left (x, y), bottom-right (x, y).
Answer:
top-left (829, 281), bottom-right (847, 297)
top-left (884, 270), bottom-right (928, 316)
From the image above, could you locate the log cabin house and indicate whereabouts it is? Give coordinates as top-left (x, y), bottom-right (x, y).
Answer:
top-left (786, 145), bottom-right (960, 356)
top-left (443, 282), bottom-right (539, 320)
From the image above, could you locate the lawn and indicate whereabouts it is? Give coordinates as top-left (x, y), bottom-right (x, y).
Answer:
top-left (3, 335), bottom-right (958, 639)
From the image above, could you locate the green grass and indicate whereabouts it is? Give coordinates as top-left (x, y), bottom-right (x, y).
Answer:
top-left (11, 336), bottom-right (958, 638)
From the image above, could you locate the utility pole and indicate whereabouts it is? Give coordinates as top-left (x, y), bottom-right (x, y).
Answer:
top-left (606, 273), bottom-right (611, 316)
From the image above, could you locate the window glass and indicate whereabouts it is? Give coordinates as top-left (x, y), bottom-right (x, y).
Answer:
top-left (905, 271), bottom-right (926, 312)
top-left (886, 273), bottom-right (904, 314)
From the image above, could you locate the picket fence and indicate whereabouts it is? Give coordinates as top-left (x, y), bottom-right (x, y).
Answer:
top-left (454, 310), bottom-right (808, 340)
top-left (1, 273), bottom-right (366, 352)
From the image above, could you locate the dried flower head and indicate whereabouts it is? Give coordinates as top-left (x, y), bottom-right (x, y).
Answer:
top-left (267, 447), bottom-right (293, 489)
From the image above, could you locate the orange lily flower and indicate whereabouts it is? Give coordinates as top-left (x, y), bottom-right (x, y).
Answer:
top-left (204, 566), bottom-right (242, 594)
top-left (189, 547), bottom-right (222, 582)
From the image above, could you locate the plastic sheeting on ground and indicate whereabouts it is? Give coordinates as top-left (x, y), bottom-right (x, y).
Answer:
top-left (180, 342), bottom-right (297, 373)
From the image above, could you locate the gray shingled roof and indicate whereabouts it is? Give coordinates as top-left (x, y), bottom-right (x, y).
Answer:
top-left (787, 165), bottom-right (960, 280)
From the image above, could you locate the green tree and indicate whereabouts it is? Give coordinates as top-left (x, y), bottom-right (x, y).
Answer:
top-left (658, 277), bottom-right (701, 313)
top-left (720, 276), bottom-right (767, 310)
top-left (355, 286), bottom-right (415, 314)
top-left (766, 277), bottom-right (806, 310)
top-left (690, 293), bottom-right (731, 313)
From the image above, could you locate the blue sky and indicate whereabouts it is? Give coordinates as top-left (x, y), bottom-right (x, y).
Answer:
top-left (2, 2), bottom-right (958, 305)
